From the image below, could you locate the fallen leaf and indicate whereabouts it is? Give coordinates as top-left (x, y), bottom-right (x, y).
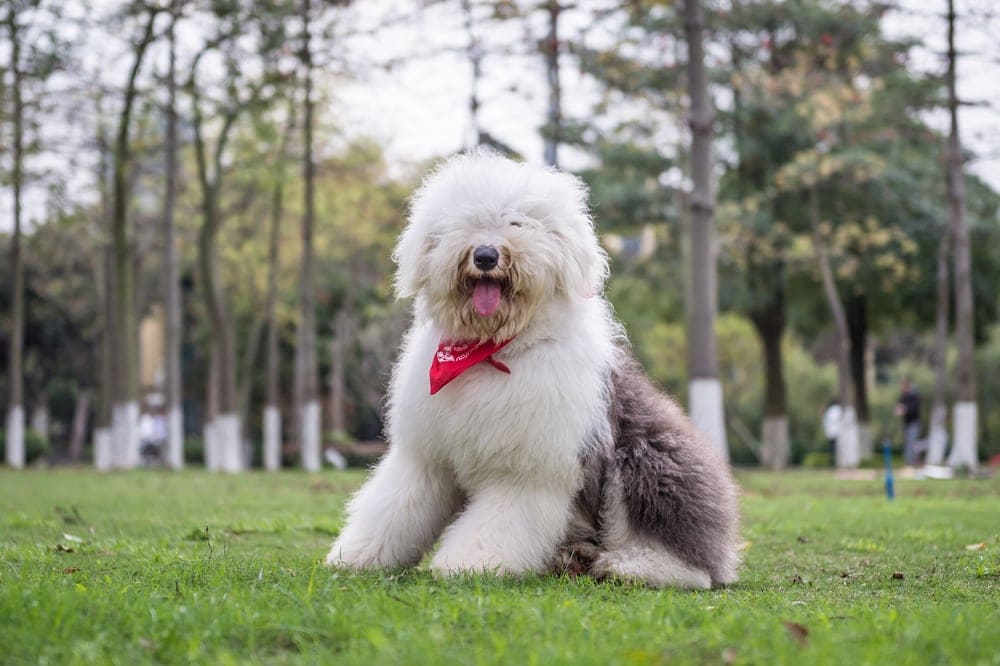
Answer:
top-left (965, 543), bottom-right (986, 551)
top-left (783, 621), bottom-right (810, 645)
top-left (722, 647), bottom-right (738, 663)
top-left (60, 567), bottom-right (80, 574)
top-left (790, 574), bottom-right (804, 584)
top-left (892, 571), bottom-right (905, 580)
top-left (62, 533), bottom-right (83, 543)
top-left (739, 540), bottom-right (753, 551)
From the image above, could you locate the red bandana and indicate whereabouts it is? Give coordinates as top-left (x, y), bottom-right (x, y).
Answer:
top-left (429, 338), bottom-right (514, 395)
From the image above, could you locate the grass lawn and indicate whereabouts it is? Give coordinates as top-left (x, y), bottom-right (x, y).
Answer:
top-left (1, 468), bottom-right (998, 665)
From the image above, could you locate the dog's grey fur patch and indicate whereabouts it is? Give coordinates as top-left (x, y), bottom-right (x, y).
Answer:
top-left (558, 348), bottom-right (741, 586)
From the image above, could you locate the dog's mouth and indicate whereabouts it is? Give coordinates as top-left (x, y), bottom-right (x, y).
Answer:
top-left (468, 278), bottom-right (506, 317)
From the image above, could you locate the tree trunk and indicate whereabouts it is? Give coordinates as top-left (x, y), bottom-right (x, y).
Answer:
top-left (683, 0), bottom-right (728, 461)
top-left (68, 391), bottom-right (90, 462)
top-left (204, 340), bottom-right (219, 471)
top-left (945, 0), bottom-right (977, 469)
top-left (750, 289), bottom-right (788, 470)
top-left (92, 97), bottom-right (114, 471)
top-left (238, 314), bottom-right (265, 439)
top-left (460, 0), bottom-right (483, 148)
top-left (846, 294), bottom-right (872, 459)
top-left (809, 185), bottom-right (858, 468)
top-left (296, 0), bottom-right (321, 472)
top-left (110, 9), bottom-right (159, 469)
top-left (96, 209), bottom-right (115, 471)
top-left (542, 0), bottom-right (561, 167)
top-left (163, 6), bottom-right (184, 470)
top-left (927, 214), bottom-right (952, 465)
top-left (190, 61), bottom-right (243, 471)
top-left (328, 309), bottom-right (351, 436)
top-left (5, 6), bottom-right (26, 469)
top-left (197, 217), bottom-right (241, 471)
top-left (263, 101), bottom-right (296, 472)
top-left (264, 179), bottom-right (284, 471)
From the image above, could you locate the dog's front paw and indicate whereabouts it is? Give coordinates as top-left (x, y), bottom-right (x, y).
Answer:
top-left (325, 535), bottom-right (383, 571)
top-left (429, 543), bottom-right (527, 577)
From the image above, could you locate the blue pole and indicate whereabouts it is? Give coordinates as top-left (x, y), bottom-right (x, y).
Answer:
top-left (883, 439), bottom-right (894, 500)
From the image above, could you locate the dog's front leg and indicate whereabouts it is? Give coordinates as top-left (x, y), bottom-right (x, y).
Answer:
top-left (430, 483), bottom-right (574, 576)
top-left (326, 448), bottom-right (460, 570)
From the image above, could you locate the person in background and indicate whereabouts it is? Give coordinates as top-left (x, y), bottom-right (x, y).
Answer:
top-left (822, 398), bottom-right (842, 464)
top-left (895, 377), bottom-right (922, 466)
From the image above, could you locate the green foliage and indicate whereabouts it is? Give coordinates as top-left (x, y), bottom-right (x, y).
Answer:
top-left (975, 326), bottom-right (1000, 459)
top-left (801, 452), bottom-right (832, 469)
top-left (184, 436), bottom-right (205, 465)
top-left (1, 470), bottom-right (999, 662)
top-left (0, 428), bottom-right (49, 465)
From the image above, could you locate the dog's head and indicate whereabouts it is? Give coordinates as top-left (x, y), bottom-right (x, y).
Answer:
top-left (393, 150), bottom-right (608, 341)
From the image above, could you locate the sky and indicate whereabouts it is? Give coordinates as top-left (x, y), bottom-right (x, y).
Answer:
top-left (1, 0), bottom-right (998, 233)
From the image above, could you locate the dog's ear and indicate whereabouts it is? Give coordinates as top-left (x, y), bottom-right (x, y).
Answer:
top-left (555, 222), bottom-right (610, 298)
top-left (392, 222), bottom-right (434, 299)
top-left (549, 172), bottom-right (610, 298)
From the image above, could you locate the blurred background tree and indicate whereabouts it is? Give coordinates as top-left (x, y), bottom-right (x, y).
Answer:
top-left (1, 0), bottom-right (998, 470)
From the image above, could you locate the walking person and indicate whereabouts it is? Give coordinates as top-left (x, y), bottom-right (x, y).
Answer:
top-left (895, 377), bottom-right (922, 466)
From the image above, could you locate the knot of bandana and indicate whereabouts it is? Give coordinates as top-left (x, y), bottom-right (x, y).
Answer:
top-left (429, 338), bottom-right (513, 395)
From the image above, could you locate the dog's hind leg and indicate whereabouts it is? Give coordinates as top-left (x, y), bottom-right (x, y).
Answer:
top-left (590, 469), bottom-right (711, 589)
top-left (326, 447), bottom-right (461, 570)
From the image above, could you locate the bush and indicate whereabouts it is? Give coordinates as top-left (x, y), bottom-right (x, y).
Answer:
top-left (0, 428), bottom-right (50, 465)
top-left (802, 452), bottom-right (832, 468)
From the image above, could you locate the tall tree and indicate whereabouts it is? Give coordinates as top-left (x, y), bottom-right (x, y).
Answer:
top-left (4, 3), bottom-right (26, 468)
top-left (189, 52), bottom-right (247, 472)
top-left (110, 4), bottom-right (161, 469)
top-left (93, 95), bottom-right (114, 471)
top-left (163, 2), bottom-right (183, 470)
top-left (683, 0), bottom-right (728, 460)
top-left (944, 0), bottom-right (977, 469)
top-left (296, 0), bottom-right (321, 472)
top-left (264, 100), bottom-right (297, 472)
top-left (926, 216), bottom-right (951, 465)
top-left (809, 184), bottom-right (859, 468)
top-left (541, 0), bottom-right (561, 167)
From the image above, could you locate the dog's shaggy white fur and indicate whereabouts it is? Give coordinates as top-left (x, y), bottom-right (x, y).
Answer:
top-left (326, 151), bottom-right (740, 588)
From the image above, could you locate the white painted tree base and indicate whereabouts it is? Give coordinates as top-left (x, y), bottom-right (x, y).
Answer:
top-left (5, 406), bottom-right (25, 468)
top-left (111, 402), bottom-right (140, 469)
top-left (689, 379), bottom-right (729, 463)
top-left (300, 400), bottom-right (321, 472)
top-left (93, 427), bottom-right (112, 471)
top-left (760, 416), bottom-right (789, 470)
top-left (836, 406), bottom-right (860, 469)
top-left (926, 404), bottom-right (949, 466)
top-left (166, 406), bottom-right (184, 470)
top-left (948, 402), bottom-right (978, 470)
top-left (204, 420), bottom-right (218, 472)
top-left (857, 423), bottom-right (873, 461)
top-left (264, 406), bottom-right (281, 471)
top-left (215, 413), bottom-right (243, 473)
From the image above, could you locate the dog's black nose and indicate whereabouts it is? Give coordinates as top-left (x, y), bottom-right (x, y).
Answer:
top-left (473, 245), bottom-right (499, 271)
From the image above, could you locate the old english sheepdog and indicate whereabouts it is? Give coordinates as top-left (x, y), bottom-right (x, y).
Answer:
top-left (325, 151), bottom-right (740, 588)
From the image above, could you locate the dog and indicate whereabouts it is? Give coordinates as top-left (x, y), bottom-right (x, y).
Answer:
top-left (325, 150), bottom-right (740, 589)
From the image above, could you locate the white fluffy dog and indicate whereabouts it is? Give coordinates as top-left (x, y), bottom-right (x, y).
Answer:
top-left (326, 151), bottom-right (740, 588)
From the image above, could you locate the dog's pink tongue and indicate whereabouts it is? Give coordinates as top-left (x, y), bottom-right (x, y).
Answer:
top-left (472, 281), bottom-right (502, 317)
